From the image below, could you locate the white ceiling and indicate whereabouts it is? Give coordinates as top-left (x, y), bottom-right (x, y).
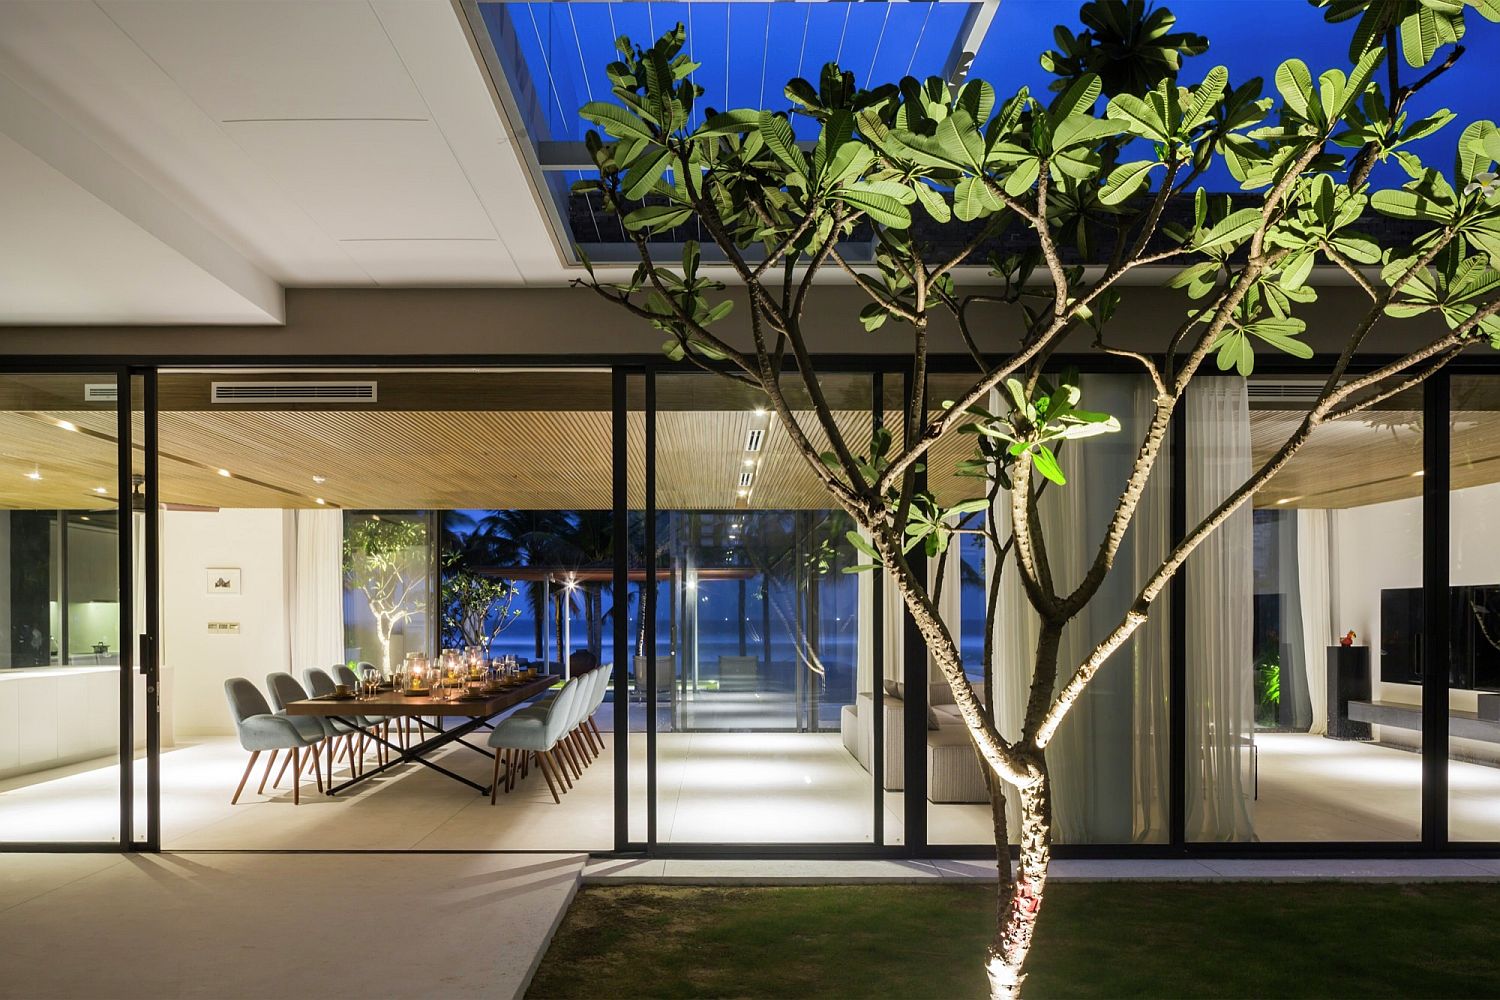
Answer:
top-left (0, 0), bottom-right (568, 325)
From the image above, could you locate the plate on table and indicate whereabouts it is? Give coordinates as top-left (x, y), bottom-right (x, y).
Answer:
top-left (320, 692), bottom-right (357, 701)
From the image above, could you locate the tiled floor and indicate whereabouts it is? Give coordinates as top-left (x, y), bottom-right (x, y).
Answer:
top-left (4, 730), bottom-right (1500, 849)
top-left (0, 851), bottom-right (584, 999)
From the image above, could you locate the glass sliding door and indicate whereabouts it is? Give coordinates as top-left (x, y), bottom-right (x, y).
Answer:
top-left (651, 373), bottom-right (875, 844)
top-left (151, 367), bottom-right (616, 851)
top-left (1447, 374), bottom-right (1500, 842)
top-left (1197, 375), bottom-right (1424, 842)
top-left (0, 372), bottom-right (132, 845)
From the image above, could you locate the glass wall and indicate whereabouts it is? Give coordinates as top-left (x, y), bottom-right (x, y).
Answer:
top-left (926, 373), bottom-right (1171, 846)
top-left (1200, 376), bottom-right (1424, 842)
top-left (0, 373), bottom-right (126, 844)
top-left (651, 373), bottom-right (874, 844)
top-left (1448, 375), bottom-right (1500, 841)
top-left (148, 368), bottom-right (616, 851)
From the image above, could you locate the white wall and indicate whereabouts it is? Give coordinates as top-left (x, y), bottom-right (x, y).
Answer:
top-left (162, 508), bottom-right (288, 738)
top-left (1333, 480), bottom-right (1500, 757)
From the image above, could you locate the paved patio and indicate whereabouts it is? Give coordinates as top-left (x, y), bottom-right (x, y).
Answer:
top-left (0, 852), bottom-right (584, 1000)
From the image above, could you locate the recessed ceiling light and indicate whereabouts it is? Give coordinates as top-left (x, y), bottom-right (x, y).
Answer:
top-left (25, 468), bottom-right (41, 481)
top-left (56, 420), bottom-right (77, 432)
top-left (93, 486), bottom-right (108, 495)
top-left (312, 475), bottom-right (327, 484)
top-left (743, 458), bottom-right (755, 466)
top-left (754, 407), bottom-right (767, 417)
top-left (315, 498), bottom-right (326, 505)
top-left (217, 468), bottom-right (231, 477)
top-left (1277, 496), bottom-right (1302, 505)
top-left (737, 489), bottom-right (748, 497)
top-left (1411, 470), bottom-right (1425, 477)
top-left (79, 515), bottom-right (90, 522)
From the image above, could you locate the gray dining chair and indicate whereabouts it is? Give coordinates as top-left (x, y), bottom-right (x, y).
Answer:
top-left (264, 672), bottom-right (328, 797)
top-left (337, 662), bottom-right (396, 764)
top-left (488, 677), bottom-right (584, 804)
top-left (303, 667), bottom-right (377, 779)
top-left (223, 678), bottom-right (316, 806)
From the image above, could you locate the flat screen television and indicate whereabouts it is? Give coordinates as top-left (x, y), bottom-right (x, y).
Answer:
top-left (1380, 585), bottom-right (1500, 690)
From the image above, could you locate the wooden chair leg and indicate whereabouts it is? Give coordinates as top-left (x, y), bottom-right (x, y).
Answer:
top-left (550, 748), bottom-right (574, 790)
top-left (274, 748), bottom-right (294, 789)
top-left (231, 750), bottom-right (260, 805)
top-left (312, 741), bottom-right (325, 794)
top-left (490, 750), bottom-right (502, 804)
top-left (582, 724), bottom-right (600, 756)
top-left (561, 737), bottom-right (583, 778)
top-left (503, 749), bottom-right (515, 793)
top-left (258, 748), bottom-right (279, 795)
top-left (536, 751), bottom-right (563, 803)
top-left (589, 717), bottom-right (603, 742)
top-left (291, 746), bottom-right (302, 805)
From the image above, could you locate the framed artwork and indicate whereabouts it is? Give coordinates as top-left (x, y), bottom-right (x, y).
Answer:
top-left (207, 567), bottom-right (241, 595)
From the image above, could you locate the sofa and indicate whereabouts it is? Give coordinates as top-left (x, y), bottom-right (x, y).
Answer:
top-left (839, 680), bottom-right (989, 803)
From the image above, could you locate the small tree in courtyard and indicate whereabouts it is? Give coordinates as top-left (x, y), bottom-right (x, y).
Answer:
top-left (571, 0), bottom-right (1500, 995)
top-left (440, 549), bottom-right (522, 655)
top-left (344, 515), bottom-right (428, 674)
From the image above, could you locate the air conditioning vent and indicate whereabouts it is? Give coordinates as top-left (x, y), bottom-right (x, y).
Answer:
top-left (84, 383), bottom-right (117, 403)
top-left (1247, 380), bottom-right (1326, 405)
top-left (745, 428), bottom-right (765, 452)
top-left (211, 380), bottom-right (378, 404)
top-left (737, 471), bottom-right (754, 488)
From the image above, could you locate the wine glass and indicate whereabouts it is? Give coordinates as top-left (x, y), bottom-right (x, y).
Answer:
top-left (361, 664), bottom-right (379, 700)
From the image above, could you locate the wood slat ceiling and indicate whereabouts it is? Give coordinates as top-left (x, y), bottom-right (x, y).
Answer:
top-left (0, 370), bottom-right (1495, 513)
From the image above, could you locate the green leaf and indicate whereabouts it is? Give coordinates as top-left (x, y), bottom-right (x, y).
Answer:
top-left (1099, 160), bottom-right (1159, 206)
top-left (912, 182), bottom-right (951, 223)
top-left (841, 183), bottom-right (912, 228)
top-left (1004, 157), bottom-right (1041, 197)
top-left (758, 111), bottom-right (808, 174)
top-left (1195, 208), bottom-right (1263, 251)
top-left (1052, 73), bottom-right (1102, 123)
top-left (1274, 59), bottom-right (1314, 118)
top-left (621, 147), bottom-right (672, 199)
top-left (622, 204), bottom-right (692, 232)
top-left (1031, 445), bottom-right (1066, 485)
top-left (579, 101), bottom-right (656, 142)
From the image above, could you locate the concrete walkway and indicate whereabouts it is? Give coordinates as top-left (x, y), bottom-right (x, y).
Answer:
top-left (0, 852), bottom-right (584, 1000)
top-left (585, 856), bottom-right (1500, 884)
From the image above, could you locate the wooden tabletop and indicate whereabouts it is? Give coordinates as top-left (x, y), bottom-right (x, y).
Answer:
top-left (285, 674), bottom-right (559, 718)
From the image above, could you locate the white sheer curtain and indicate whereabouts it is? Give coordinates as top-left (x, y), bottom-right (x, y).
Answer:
top-left (929, 520), bottom-right (964, 690)
top-left (1184, 378), bottom-right (1256, 841)
top-left (990, 375), bottom-right (1171, 844)
top-left (1297, 508), bottom-right (1334, 735)
top-left (285, 508), bottom-right (346, 673)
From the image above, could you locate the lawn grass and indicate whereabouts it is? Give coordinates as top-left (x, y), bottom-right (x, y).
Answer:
top-left (527, 882), bottom-right (1500, 999)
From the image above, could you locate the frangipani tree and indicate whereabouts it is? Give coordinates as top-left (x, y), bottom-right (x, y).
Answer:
top-left (440, 549), bottom-right (522, 655)
top-left (343, 515), bottom-right (428, 674)
top-left (570, 1), bottom-right (1500, 995)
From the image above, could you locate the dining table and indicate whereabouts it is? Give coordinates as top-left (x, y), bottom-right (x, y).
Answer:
top-left (284, 674), bottom-right (559, 796)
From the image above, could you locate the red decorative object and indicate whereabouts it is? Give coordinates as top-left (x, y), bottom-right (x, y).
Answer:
top-left (1340, 630), bottom-right (1357, 647)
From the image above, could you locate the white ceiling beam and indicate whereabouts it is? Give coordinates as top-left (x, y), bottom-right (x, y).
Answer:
top-left (944, 0), bottom-right (1000, 86)
top-left (0, 68), bottom-right (283, 323)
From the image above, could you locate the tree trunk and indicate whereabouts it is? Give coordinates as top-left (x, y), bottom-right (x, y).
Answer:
top-left (376, 614), bottom-right (394, 674)
top-left (987, 770), bottom-right (1051, 1000)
